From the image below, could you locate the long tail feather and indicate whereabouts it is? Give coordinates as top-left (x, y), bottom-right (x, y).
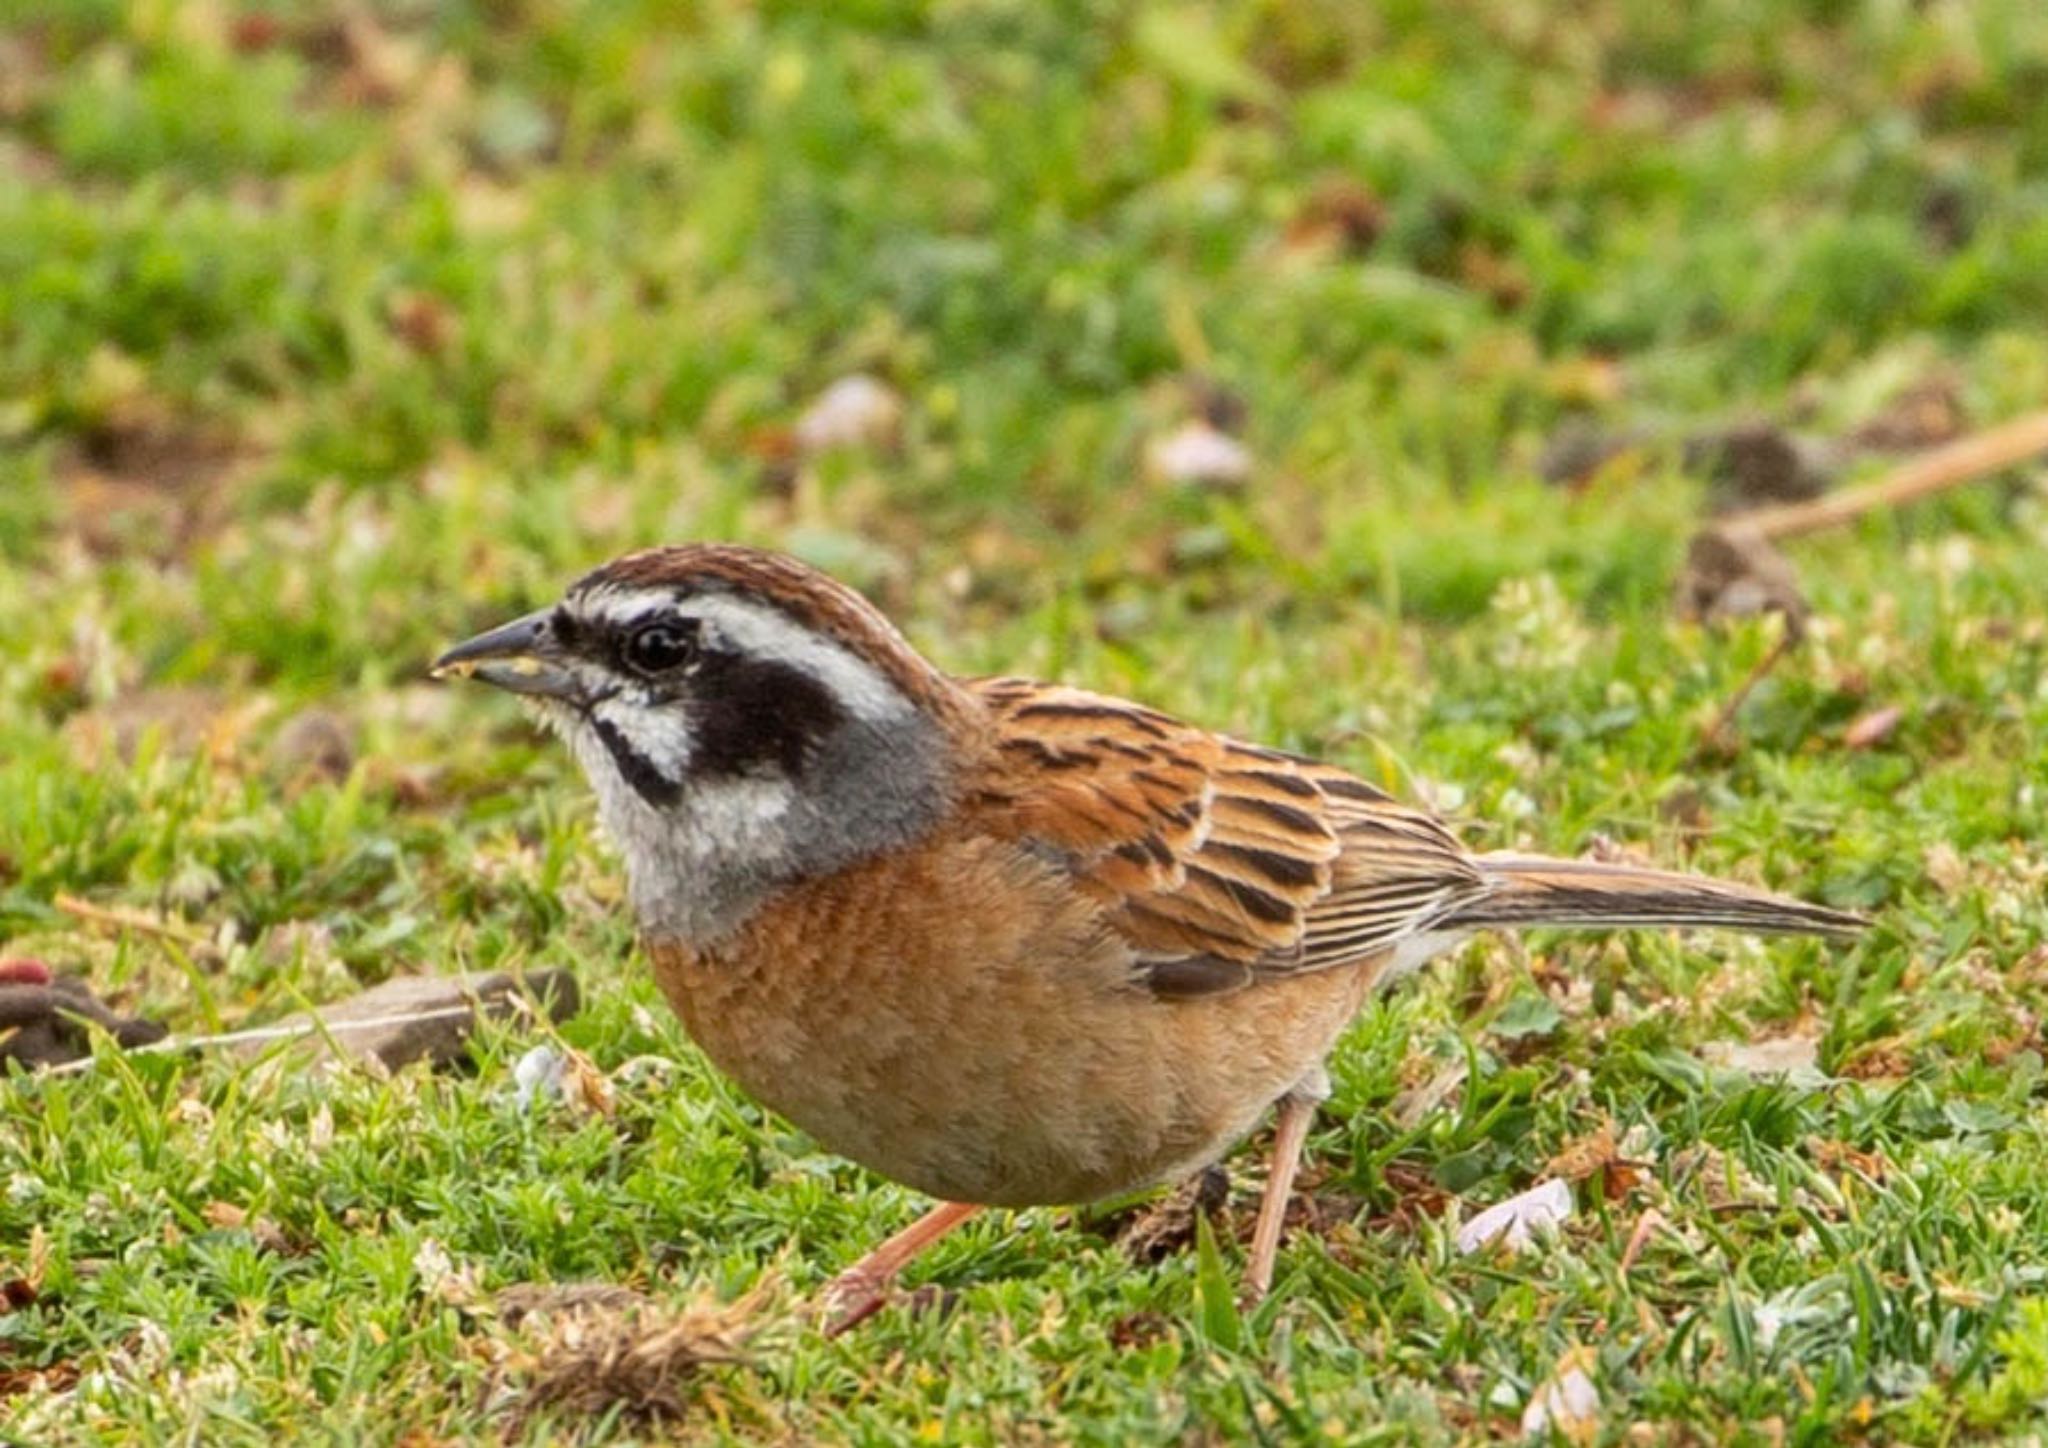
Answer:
top-left (1440, 852), bottom-right (1865, 938)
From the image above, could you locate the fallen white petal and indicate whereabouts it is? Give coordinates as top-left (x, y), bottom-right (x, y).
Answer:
top-left (1521, 1364), bottom-right (1599, 1438)
top-left (412, 1237), bottom-right (454, 1289)
top-left (1457, 1177), bottom-right (1574, 1254)
top-left (794, 374), bottom-right (902, 454)
top-left (510, 1043), bottom-right (567, 1109)
top-left (1700, 1034), bottom-right (1824, 1081)
top-left (1754, 1302), bottom-right (1787, 1350)
top-left (1145, 419), bottom-right (1252, 486)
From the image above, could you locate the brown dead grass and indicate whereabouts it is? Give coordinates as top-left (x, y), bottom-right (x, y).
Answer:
top-left (492, 1281), bottom-right (765, 1436)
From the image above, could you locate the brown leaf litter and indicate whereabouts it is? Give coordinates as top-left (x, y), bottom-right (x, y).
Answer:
top-left (0, 1359), bottom-right (80, 1401)
top-left (55, 381), bottom-right (257, 559)
top-left (490, 1281), bottom-right (765, 1434)
top-left (1281, 174), bottom-right (1386, 259)
top-left (1364, 1160), bottom-right (1454, 1234)
top-left (1545, 1119), bottom-right (1648, 1202)
top-left (62, 686), bottom-right (250, 768)
top-left (201, 1200), bottom-right (295, 1255)
top-left (1108, 1165), bottom-right (1232, 1264)
top-left (1847, 373), bottom-right (1967, 453)
top-left (1100, 1161), bottom-right (1376, 1265)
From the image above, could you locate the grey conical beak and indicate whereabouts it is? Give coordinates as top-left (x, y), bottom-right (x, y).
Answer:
top-left (431, 609), bottom-right (581, 700)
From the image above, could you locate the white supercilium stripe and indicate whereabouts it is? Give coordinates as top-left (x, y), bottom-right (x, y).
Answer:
top-left (583, 588), bottom-right (910, 724)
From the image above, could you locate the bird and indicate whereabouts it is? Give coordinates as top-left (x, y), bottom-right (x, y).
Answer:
top-left (432, 543), bottom-right (1863, 1329)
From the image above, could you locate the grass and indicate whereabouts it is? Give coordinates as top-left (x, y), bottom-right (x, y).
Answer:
top-left (5, 0), bottom-right (2048, 1441)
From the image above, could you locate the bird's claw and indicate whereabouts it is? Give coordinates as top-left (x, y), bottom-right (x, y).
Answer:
top-left (818, 1268), bottom-right (892, 1337)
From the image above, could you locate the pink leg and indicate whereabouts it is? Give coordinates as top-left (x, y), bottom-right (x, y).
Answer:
top-left (821, 1200), bottom-right (983, 1336)
top-left (1243, 1091), bottom-right (1319, 1303)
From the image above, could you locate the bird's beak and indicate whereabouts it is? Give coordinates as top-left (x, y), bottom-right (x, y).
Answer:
top-left (430, 609), bottom-right (582, 700)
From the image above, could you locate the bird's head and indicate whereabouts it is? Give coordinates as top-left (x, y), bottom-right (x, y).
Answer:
top-left (434, 544), bottom-right (969, 942)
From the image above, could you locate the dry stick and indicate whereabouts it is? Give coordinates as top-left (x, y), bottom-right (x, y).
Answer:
top-left (38, 1004), bottom-right (489, 1078)
top-left (1734, 409), bottom-right (2048, 542)
top-left (1694, 409), bottom-right (2048, 754)
top-left (53, 892), bottom-right (218, 956)
top-left (1697, 629), bottom-right (1796, 759)
top-left (1618, 1208), bottom-right (1668, 1275)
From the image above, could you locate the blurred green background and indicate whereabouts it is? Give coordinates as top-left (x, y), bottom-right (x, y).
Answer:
top-left (7, 2), bottom-right (2048, 1442)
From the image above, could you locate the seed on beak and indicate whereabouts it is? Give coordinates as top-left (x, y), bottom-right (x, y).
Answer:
top-left (430, 653), bottom-right (549, 682)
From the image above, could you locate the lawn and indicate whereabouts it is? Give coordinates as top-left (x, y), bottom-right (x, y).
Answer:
top-left (6, 0), bottom-right (2048, 1441)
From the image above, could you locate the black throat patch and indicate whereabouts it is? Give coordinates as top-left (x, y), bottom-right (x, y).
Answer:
top-left (591, 715), bottom-right (683, 808)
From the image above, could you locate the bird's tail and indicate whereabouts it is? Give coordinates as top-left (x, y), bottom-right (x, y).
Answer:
top-left (1439, 852), bottom-right (1865, 938)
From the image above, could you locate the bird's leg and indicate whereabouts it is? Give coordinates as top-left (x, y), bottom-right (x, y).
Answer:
top-left (1242, 1076), bottom-right (1326, 1303)
top-left (821, 1199), bottom-right (983, 1335)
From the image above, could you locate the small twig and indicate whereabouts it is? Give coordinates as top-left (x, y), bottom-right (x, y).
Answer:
top-left (53, 893), bottom-right (220, 959)
top-left (1696, 629), bottom-right (1796, 758)
top-left (1734, 409), bottom-right (2048, 542)
top-left (38, 1005), bottom-right (485, 1078)
top-left (1618, 1208), bottom-right (1668, 1274)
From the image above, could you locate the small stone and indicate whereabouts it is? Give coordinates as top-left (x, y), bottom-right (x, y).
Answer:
top-left (1684, 421), bottom-right (1839, 512)
top-left (793, 375), bottom-right (903, 455)
top-left (1675, 526), bottom-right (1810, 640)
top-left (1841, 704), bottom-right (1903, 751)
top-left (1923, 842), bottom-right (1970, 897)
top-left (1701, 1034), bottom-right (1826, 1083)
top-left (272, 709), bottom-right (355, 783)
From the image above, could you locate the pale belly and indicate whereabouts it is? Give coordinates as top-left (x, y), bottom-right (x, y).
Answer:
top-left (646, 835), bottom-right (1378, 1207)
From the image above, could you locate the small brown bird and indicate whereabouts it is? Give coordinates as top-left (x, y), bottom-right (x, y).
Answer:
top-left (434, 544), bottom-right (1861, 1327)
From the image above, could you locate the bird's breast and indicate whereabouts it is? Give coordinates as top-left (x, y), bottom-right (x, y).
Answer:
top-left (642, 829), bottom-right (1374, 1206)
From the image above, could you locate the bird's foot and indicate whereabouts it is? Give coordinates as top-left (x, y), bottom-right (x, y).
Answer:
top-left (816, 1200), bottom-right (983, 1336)
top-left (818, 1265), bottom-right (895, 1337)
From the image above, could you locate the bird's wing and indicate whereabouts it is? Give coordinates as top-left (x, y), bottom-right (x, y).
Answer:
top-left (966, 678), bottom-right (1486, 996)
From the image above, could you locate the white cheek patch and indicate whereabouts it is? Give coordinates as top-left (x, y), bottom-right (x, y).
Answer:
top-left (590, 695), bottom-right (697, 781)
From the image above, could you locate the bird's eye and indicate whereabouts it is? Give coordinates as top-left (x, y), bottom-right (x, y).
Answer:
top-left (623, 621), bottom-right (699, 676)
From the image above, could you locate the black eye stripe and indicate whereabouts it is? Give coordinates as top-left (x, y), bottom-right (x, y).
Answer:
top-left (691, 657), bottom-right (847, 779)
